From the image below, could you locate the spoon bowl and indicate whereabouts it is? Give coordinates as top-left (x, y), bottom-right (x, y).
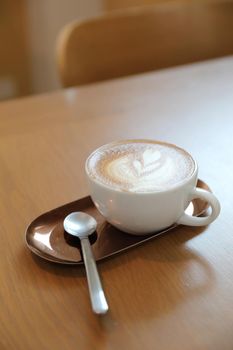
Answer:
top-left (64, 212), bottom-right (97, 238)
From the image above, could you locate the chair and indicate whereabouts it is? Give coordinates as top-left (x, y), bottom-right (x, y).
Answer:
top-left (57, 1), bottom-right (233, 87)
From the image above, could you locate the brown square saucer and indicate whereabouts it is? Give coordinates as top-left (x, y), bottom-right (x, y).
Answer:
top-left (25, 179), bottom-right (210, 265)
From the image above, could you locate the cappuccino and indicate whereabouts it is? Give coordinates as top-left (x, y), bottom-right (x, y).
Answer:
top-left (86, 140), bottom-right (195, 193)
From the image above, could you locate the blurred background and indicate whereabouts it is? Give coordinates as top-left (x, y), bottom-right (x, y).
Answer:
top-left (0, 0), bottom-right (226, 100)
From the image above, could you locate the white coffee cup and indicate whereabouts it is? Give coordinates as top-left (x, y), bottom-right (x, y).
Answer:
top-left (85, 140), bottom-right (220, 235)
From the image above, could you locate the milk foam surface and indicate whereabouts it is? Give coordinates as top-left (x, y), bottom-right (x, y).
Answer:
top-left (87, 141), bottom-right (195, 192)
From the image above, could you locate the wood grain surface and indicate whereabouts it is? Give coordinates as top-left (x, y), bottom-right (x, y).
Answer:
top-left (0, 56), bottom-right (233, 350)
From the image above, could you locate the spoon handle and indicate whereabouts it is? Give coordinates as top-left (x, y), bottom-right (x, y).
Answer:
top-left (80, 238), bottom-right (108, 314)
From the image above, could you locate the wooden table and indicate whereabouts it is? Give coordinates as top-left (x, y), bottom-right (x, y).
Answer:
top-left (1, 56), bottom-right (233, 350)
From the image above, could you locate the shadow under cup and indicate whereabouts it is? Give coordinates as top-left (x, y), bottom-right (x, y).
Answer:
top-left (85, 140), bottom-right (220, 235)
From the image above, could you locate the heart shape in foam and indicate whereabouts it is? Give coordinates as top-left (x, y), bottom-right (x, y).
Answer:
top-left (131, 149), bottom-right (162, 178)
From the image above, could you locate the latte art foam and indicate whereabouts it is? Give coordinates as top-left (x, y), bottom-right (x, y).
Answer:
top-left (87, 141), bottom-right (195, 192)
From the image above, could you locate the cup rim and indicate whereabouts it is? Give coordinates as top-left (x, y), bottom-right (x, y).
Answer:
top-left (85, 139), bottom-right (198, 194)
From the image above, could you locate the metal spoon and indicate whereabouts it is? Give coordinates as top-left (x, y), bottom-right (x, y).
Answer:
top-left (63, 212), bottom-right (108, 314)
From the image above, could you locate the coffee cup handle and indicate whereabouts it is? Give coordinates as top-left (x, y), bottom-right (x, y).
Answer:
top-left (177, 188), bottom-right (220, 226)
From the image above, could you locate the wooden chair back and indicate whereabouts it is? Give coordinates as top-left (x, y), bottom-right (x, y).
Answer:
top-left (57, 1), bottom-right (233, 87)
